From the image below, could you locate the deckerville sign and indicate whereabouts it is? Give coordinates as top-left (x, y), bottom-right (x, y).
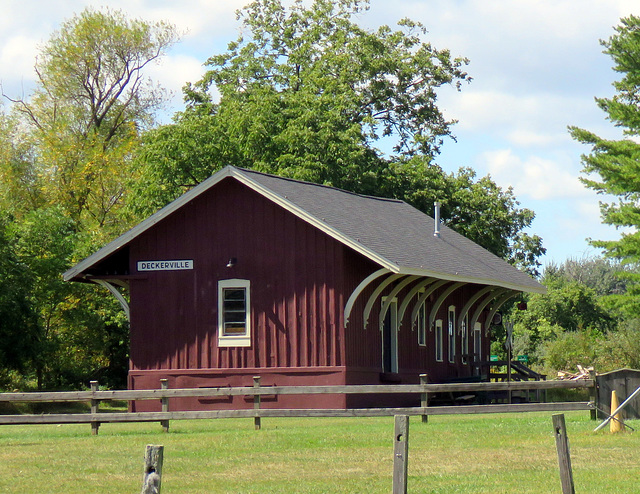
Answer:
top-left (137, 260), bottom-right (194, 272)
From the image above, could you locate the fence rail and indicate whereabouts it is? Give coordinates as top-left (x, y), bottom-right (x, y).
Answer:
top-left (0, 379), bottom-right (595, 432)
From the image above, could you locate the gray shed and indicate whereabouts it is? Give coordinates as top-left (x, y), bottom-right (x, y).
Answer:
top-left (596, 368), bottom-right (640, 420)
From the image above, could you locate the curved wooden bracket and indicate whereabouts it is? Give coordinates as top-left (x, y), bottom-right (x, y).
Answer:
top-left (379, 276), bottom-right (420, 331)
top-left (427, 282), bottom-right (466, 329)
top-left (484, 291), bottom-right (519, 335)
top-left (344, 268), bottom-right (391, 325)
top-left (397, 278), bottom-right (436, 329)
top-left (363, 274), bottom-right (403, 329)
top-left (469, 288), bottom-right (510, 333)
top-left (409, 280), bottom-right (449, 330)
top-left (457, 286), bottom-right (495, 333)
top-left (93, 279), bottom-right (130, 321)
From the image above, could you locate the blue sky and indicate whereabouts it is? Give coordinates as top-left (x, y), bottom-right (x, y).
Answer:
top-left (1, 0), bottom-right (638, 268)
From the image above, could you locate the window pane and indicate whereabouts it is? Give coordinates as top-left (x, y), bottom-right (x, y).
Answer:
top-left (224, 299), bottom-right (245, 312)
top-left (418, 303), bottom-right (426, 346)
top-left (222, 287), bottom-right (246, 336)
top-left (224, 322), bottom-right (246, 335)
top-left (224, 289), bottom-right (245, 301)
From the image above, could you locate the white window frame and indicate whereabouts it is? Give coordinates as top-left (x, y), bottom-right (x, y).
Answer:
top-left (218, 279), bottom-right (251, 347)
top-left (435, 319), bottom-right (443, 362)
top-left (473, 322), bottom-right (482, 363)
top-left (417, 301), bottom-right (427, 347)
top-left (461, 313), bottom-right (469, 364)
top-left (448, 305), bottom-right (456, 363)
top-left (381, 297), bottom-right (398, 373)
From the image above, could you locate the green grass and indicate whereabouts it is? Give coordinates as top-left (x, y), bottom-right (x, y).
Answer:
top-left (0, 412), bottom-right (638, 493)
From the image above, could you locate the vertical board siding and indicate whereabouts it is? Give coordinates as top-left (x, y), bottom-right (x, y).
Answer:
top-left (129, 178), bottom-right (345, 373)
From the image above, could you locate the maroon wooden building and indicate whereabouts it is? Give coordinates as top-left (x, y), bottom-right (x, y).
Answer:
top-left (64, 166), bottom-right (544, 410)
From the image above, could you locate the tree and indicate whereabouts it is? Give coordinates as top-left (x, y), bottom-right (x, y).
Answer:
top-left (0, 214), bottom-right (37, 379)
top-left (569, 15), bottom-right (640, 315)
top-left (4, 7), bottom-right (179, 236)
top-left (0, 8), bottom-right (177, 389)
top-left (132, 0), bottom-right (544, 272)
top-left (188, 0), bottom-right (471, 158)
top-left (0, 110), bottom-right (44, 216)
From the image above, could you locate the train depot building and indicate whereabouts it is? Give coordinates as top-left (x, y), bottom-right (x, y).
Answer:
top-left (64, 166), bottom-right (545, 411)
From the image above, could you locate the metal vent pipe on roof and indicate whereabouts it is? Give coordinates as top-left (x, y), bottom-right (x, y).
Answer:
top-left (434, 202), bottom-right (441, 238)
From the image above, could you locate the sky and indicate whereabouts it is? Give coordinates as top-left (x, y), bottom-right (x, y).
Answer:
top-left (1, 0), bottom-right (638, 268)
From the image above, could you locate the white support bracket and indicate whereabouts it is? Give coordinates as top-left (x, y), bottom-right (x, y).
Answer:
top-left (363, 274), bottom-right (403, 329)
top-left (397, 278), bottom-right (436, 329)
top-left (379, 276), bottom-right (420, 332)
top-left (344, 268), bottom-right (391, 325)
top-left (427, 282), bottom-right (466, 329)
top-left (469, 288), bottom-right (510, 333)
top-left (457, 286), bottom-right (496, 334)
top-left (484, 291), bottom-right (519, 334)
top-left (93, 279), bottom-right (130, 321)
top-left (410, 279), bottom-right (449, 330)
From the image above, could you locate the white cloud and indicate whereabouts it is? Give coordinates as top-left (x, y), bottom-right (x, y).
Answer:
top-left (442, 89), bottom-right (582, 148)
top-left (0, 35), bottom-right (39, 98)
top-left (481, 149), bottom-right (587, 200)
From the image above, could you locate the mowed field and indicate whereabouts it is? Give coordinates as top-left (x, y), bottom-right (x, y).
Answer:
top-left (0, 411), bottom-right (638, 493)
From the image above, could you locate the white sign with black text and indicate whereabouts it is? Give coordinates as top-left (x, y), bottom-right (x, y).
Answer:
top-left (137, 260), bottom-right (194, 272)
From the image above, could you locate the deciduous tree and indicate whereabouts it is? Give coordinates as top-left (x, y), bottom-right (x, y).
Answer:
top-left (5, 7), bottom-right (179, 236)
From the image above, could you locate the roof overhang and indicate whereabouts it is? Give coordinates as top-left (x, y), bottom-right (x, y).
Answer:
top-left (64, 166), bottom-right (546, 295)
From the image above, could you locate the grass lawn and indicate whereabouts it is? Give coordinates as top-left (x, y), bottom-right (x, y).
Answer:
top-left (0, 411), bottom-right (638, 493)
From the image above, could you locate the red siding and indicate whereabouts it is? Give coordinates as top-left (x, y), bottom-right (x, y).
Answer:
top-left (128, 178), bottom-right (347, 377)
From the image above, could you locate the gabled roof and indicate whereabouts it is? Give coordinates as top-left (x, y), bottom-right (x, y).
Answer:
top-left (64, 166), bottom-right (545, 294)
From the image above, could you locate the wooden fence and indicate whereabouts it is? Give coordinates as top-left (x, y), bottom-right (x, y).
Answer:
top-left (0, 378), bottom-right (595, 434)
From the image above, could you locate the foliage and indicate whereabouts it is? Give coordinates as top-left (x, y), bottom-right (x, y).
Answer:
top-left (508, 256), bottom-right (638, 374)
top-left (543, 256), bottom-right (628, 296)
top-left (504, 272), bottom-right (615, 365)
top-left (569, 14), bottom-right (640, 317)
top-left (189, 0), bottom-right (471, 157)
top-left (0, 215), bottom-right (37, 372)
top-left (4, 7), bottom-right (179, 235)
top-left (0, 111), bottom-right (44, 215)
top-left (596, 319), bottom-right (640, 371)
top-left (538, 331), bottom-right (600, 375)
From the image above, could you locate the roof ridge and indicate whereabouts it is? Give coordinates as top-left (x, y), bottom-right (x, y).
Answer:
top-left (233, 166), bottom-right (406, 205)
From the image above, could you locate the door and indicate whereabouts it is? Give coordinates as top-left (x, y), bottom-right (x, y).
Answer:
top-left (382, 298), bottom-right (398, 373)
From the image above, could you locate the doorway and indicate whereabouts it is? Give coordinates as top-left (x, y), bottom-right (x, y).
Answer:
top-left (382, 298), bottom-right (398, 373)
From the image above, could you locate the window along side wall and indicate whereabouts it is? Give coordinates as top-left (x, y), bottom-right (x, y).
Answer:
top-left (218, 279), bottom-right (251, 347)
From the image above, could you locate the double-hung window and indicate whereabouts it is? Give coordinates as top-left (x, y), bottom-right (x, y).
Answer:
top-left (417, 302), bottom-right (427, 347)
top-left (448, 306), bottom-right (456, 363)
top-left (461, 314), bottom-right (469, 364)
top-left (218, 279), bottom-right (251, 347)
top-left (435, 320), bottom-right (443, 362)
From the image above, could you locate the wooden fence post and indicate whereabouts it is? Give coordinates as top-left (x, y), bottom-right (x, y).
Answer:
top-left (141, 444), bottom-right (164, 494)
top-left (392, 415), bottom-right (409, 494)
top-left (552, 414), bottom-right (575, 494)
top-left (90, 380), bottom-right (100, 436)
top-left (253, 376), bottom-right (261, 430)
top-left (588, 369), bottom-right (597, 420)
top-left (160, 379), bottom-right (169, 433)
top-left (420, 374), bottom-right (428, 423)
